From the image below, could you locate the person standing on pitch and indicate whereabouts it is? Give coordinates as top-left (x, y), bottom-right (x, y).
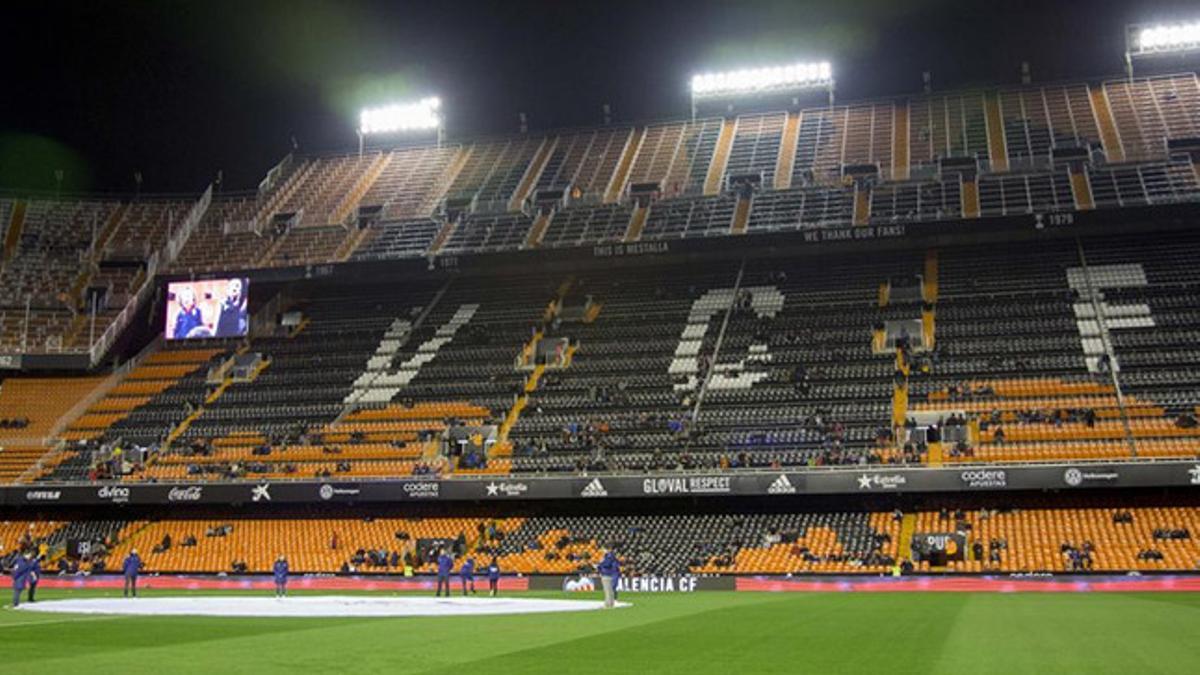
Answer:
top-left (26, 555), bottom-right (41, 603)
top-left (273, 555), bottom-right (289, 598)
top-left (486, 557), bottom-right (500, 597)
top-left (460, 556), bottom-right (476, 596)
top-left (435, 548), bottom-right (452, 597)
top-left (122, 549), bottom-right (142, 598)
top-left (9, 551), bottom-right (32, 608)
top-left (597, 548), bottom-right (621, 609)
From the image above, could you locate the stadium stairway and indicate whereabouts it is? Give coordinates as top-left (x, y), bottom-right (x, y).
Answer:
top-left (774, 112), bottom-right (802, 190)
top-left (428, 215), bottom-right (460, 255)
top-left (1070, 165), bottom-right (1095, 210)
top-left (983, 92), bottom-right (1009, 172)
top-left (329, 152), bottom-right (391, 226)
top-left (1088, 84), bottom-right (1126, 163)
top-left (922, 249), bottom-right (939, 304)
top-left (2, 199), bottom-right (26, 262)
top-left (605, 129), bottom-right (644, 204)
top-left (703, 118), bottom-right (738, 196)
top-left (46, 348), bottom-right (225, 481)
top-left (897, 513), bottom-right (917, 561)
top-left (509, 137), bottom-right (555, 211)
top-left (853, 184), bottom-right (871, 226)
top-left (64, 201), bottom-right (131, 312)
top-left (961, 177), bottom-right (981, 218)
top-left (892, 101), bottom-right (910, 181)
top-left (730, 194), bottom-right (752, 235)
top-left (623, 203), bottom-right (649, 242)
top-left (250, 159), bottom-right (316, 231)
top-left (524, 209), bottom-right (555, 248)
top-left (892, 350), bottom-right (910, 428)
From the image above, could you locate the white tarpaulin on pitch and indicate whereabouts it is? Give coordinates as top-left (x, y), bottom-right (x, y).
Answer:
top-left (17, 596), bottom-right (628, 618)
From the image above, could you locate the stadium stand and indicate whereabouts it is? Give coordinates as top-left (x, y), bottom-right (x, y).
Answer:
top-left (2, 72), bottom-right (1199, 357)
top-left (7, 502), bottom-right (1197, 576)
top-left (0, 375), bottom-right (106, 481)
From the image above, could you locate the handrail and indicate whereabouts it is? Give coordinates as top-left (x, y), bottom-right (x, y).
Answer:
top-left (13, 454), bottom-right (1198, 487)
top-left (87, 184), bottom-right (212, 366)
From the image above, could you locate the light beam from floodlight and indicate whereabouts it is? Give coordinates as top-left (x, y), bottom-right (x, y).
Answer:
top-left (357, 97), bottom-right (443, 154)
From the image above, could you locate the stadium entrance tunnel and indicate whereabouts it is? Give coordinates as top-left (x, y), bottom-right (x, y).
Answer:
top-left (15, 596), bottom-right (630, 618)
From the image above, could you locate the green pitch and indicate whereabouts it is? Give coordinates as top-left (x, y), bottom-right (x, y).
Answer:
top-left (2, 589), bottom-right (1199, 674)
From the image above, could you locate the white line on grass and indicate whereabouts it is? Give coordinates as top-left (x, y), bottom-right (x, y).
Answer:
top-left (0, 613), bottom-right (129, 629)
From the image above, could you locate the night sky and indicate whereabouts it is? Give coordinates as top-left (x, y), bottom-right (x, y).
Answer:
top-left (1, 0), bottom-right (1196, 195)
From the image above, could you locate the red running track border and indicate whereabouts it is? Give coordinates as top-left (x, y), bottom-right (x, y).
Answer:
top-left (736, 575), bottom-right (1200, 592)
top-left (37, 575), bottom-right (529, 592)
top-left (33, 574), bottom-right (1200, 593)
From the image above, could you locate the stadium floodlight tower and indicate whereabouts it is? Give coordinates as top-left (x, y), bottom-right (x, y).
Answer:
top-left (689, 61), bottom-right (834, 118)
top-left (1125, 21), bottom-right (1200, 77)
top-left (357, 96), bottom-right (443, 156)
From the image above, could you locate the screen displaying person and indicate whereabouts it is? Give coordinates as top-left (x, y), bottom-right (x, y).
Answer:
top-left (173, 287), bottom-right (204, 339)
top-left (216, 278), bottom-right (248, 338)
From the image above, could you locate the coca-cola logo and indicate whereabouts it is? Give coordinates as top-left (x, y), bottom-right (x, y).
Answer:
top-left (168, 486), bottom-right (203, 501)
top-left (98, 485), bottom-right (131, 503)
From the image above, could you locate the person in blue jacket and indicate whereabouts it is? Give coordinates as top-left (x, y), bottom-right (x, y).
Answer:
top-left (486, 557), bottom-right (500, 597)
top-left (26, 555), bottom-right (41, 603)
top-left (597, 548), bottom-right (621, 609)
top-left (10, 552), bottom-right (32, 608)
top-left (123, 549), bottom-right (142, 598)
top-left (459, 557), bottom-right (476, 596)
top-left (273, 555), bottom-right (289, 598)
top-left (172, 287), bottom-right (204, 340)
top-left (435, 548), bottom-right (452, 597)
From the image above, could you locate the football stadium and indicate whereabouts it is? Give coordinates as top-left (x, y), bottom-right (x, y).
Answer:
top-left (3, 2), bottom-right (1200, 673)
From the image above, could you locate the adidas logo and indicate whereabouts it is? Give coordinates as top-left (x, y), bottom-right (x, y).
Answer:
top-left (767, 474), bottom-right (796, 494)
top-left (581, 478), bottom-right (608, 498)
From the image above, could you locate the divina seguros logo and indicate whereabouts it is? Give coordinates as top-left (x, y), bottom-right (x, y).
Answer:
top-left (97, 485), bottom-right (131, 503)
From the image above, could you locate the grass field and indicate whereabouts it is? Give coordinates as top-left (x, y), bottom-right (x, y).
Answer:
top-left (2, 588), bottom-right (1200, 674)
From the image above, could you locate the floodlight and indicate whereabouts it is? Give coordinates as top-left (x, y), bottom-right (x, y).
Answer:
top-left (358, 97), bottom-right (443, 135)
top-left (690, 61), bottom-right (833, 99)
top-left (1134, 21), bottom-right (1200, 53)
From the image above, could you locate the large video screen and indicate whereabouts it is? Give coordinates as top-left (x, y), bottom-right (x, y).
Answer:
top-left (165, 278), bottom-right (249, 340)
